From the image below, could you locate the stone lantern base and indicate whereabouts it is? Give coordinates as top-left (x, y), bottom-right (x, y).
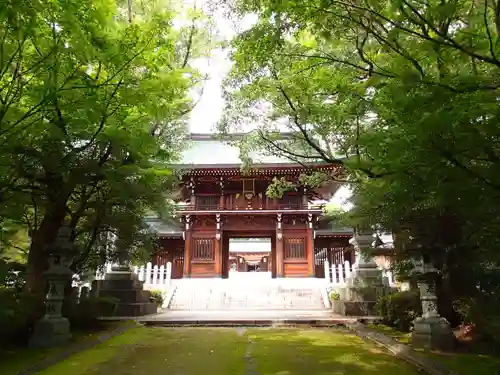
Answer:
top-left (332, 262), bottom-right (389, 316)
top-left (30, 316), bottom-right (72, 348)
top-left (412, 315), bottom-right (455, 351)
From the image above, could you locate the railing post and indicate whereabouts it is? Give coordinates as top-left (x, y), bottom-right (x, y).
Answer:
top-left (138, 265), bottom-right (145, 281)
top-left (166, 262), bottom-right (172, 286)
top-left (152, 265), bottom-right (158, 286)
top-left (159, 265), bottom-right (165, 286)
top-left (146, 262), bottom-right (152, 285)
top-left (338, 263), bottom-right (344, 284)
top-left (332, 264), bottom-right (338, 284)
top-left (344, 260), bottom-right (351, 280)
top-left (324, 260), bottom-right (330, 283)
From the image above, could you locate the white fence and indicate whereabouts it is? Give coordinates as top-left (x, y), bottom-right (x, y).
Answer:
top-left (95, 262), bottom-right (173, 288)
top-left (323, 260), bottom-right (395, 287)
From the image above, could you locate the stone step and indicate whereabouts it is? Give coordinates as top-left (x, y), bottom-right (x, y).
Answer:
top-left (168, 280), bottom-right (327, 311)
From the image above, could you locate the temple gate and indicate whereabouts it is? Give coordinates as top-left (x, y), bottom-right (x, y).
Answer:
top-left (149, 134), bottom-right (355, 278)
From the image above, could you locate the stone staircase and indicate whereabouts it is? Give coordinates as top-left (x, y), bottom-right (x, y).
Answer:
top-left (168, 278), bottom-right (327, 311)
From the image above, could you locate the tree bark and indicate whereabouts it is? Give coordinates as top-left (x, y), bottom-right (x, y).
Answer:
top-left (25, 199), bottom-right (68, 296)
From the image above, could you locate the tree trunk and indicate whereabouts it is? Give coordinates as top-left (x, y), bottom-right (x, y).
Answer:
top-left (25, 200), bottom-right (68, 296)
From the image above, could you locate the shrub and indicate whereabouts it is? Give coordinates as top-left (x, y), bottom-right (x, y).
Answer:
top-left (375, 290), bottom-right (422, 332)
top-left (0, 289), bottom-right (44, 347)
top-left (453, 296), bottom-right (500, 345)
top-left (329, 290), bottom-right (340, 301)
top-left (149, 290), bottom-right (164, 306)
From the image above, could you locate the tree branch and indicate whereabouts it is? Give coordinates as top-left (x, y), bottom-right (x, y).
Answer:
top-left (484, 0), bottom-right (498, 62)
top-left (72, 79), bottom-right (124, 153)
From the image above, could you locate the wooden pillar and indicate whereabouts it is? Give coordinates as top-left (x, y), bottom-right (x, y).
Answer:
top-left (306, 213), bottom-right (314, 277)
top-left (214, 214), bottom-right (222, 277)
top-left (271, 235), bottom-right (276, 277)
top-left (183, 215), bottom-right (192, 277)
top-left (214, 237), bottom-right (221, 277)
top-left (188, 177), bottom-right (196, 208)
top-left (219, 177), bottom-right (224, 209)
top-left (276, 213), bottom-right (284, 277)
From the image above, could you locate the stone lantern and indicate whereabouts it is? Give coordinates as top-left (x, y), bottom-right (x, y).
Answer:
top-left (411, 256), bottom-right (455, 351)
top-left (398, 211), bottom-right (455, 350)
top-left (30, 223), bottom-right (76, 348)
top-left (330, 228), bottom-right (386, 316)
top-left (348, 228), bottom-right (382, 287)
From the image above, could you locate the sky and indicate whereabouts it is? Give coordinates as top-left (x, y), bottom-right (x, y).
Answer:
top-left (186, 2), bottom-right (257, 134)
top-left (183, 1), bottom-right (353, 208)
top-left (188, 47), bottom-right (231, 133)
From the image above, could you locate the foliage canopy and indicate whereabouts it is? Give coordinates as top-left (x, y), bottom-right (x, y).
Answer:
top-left (222, 0), bottom-right (500, 338)
top-left (0, 0), bottom-right (210, 287)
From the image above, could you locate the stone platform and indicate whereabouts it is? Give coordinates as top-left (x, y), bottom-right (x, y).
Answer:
top-left (101, 309), bottom-right (379, 327)
top-left (94, 267), bottom-right (157, 316)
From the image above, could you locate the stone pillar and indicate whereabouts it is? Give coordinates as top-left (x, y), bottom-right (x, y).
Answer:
top-left (348, 231), bottom-right (381, 287)
top-left (113, 233), bottom-right (133, 273)
top-left (412, 259), bottom-right (455, 351)
top-left (332, 230), bottom-right (385, 316)
top-left (30, 224), bottom-right (75, 348)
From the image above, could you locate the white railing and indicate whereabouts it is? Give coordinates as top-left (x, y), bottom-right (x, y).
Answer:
top-left (323, 260), bottom-right (396, 287)
top-left (95, 262), bottom-right (173, 288)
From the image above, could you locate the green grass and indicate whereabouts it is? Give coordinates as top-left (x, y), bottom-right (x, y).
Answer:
top-left (0, 321), bottom-right (134, 375)
top-left (0, 346), bottom-right (58, 375)
top-left (367, 323), bottom-right (411, 344)
top-left (37, 327), bottom-right (248, 375)
top-left (367, 323), bottom-right (500, 375)
top-left (30, 327), bottom-right (423, 375)
top-left (425, 351), bottom-right (500, 375)
top-left (248, 328), bottom-right (421, 375)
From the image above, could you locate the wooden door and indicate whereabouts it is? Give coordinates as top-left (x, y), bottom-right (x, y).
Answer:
top-left (172, 250), bottom-right (184, 279)
top-left (314, 246), bottom-right (327, 278)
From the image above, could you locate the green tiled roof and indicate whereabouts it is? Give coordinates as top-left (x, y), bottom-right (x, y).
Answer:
top-left (177, 133), bottom-right (304, 167)
top-left (146, 218), bottom-right (182, 237)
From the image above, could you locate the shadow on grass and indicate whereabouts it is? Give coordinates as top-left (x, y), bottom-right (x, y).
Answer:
top-left (247, 328), bottom-right (423, 375)
top-left (38, 327), bottom-right (248, 375)
top-left (0, 321), bottom-right (134, 375)
top-left (30, 327), bottom-right (426, 375)
top-left (368, 323), bottom-right (500, 375)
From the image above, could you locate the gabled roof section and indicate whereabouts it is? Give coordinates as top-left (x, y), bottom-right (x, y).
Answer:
top-left (146, 217), bottom-right (182, 237)
top-left (177, 133), bottom-right (323, 168)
